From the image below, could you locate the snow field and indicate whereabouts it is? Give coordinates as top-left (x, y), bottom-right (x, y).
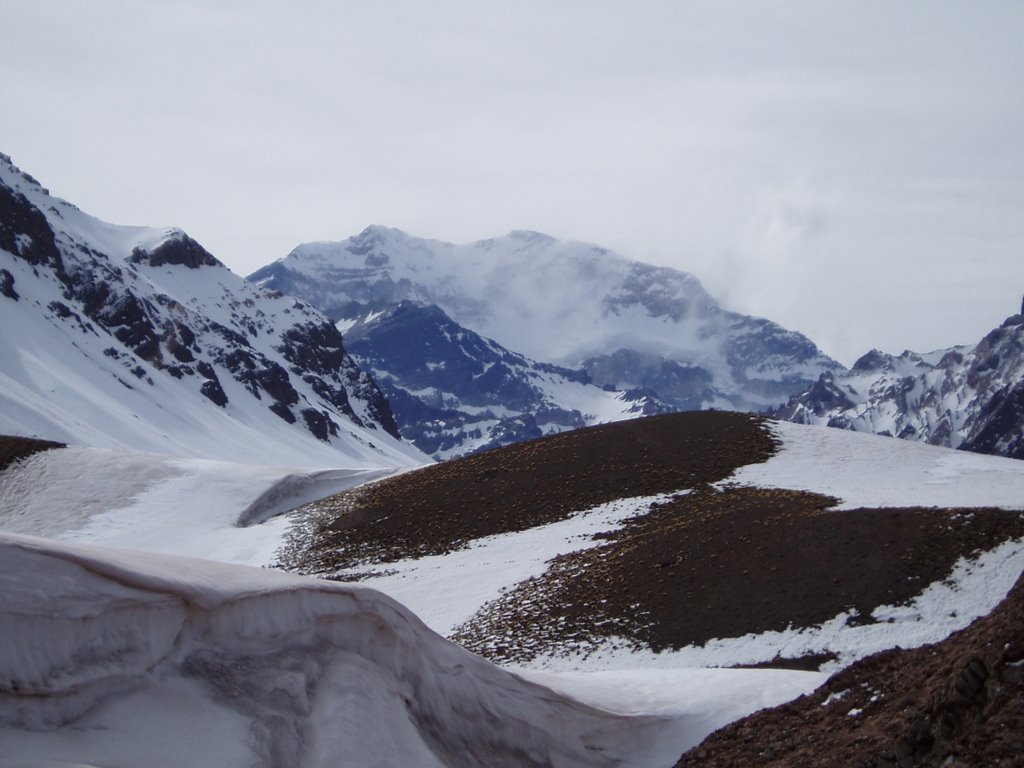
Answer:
top-left (0, 532), bottom-right (680, 768)
top-left (3, 419), bottom-right (1024, 766)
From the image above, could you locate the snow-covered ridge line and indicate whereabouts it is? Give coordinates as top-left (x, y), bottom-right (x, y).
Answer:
top-left (0, 532), bottom-right (676, 767)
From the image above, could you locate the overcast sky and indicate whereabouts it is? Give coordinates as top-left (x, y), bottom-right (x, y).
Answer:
top-left (2, 1), bottom-right (1023, 366)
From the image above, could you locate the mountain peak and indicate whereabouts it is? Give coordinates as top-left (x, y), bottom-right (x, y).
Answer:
top-left (129, 229), bottom-right (223, 270)
top-left (356, 224), bottom-right (407, 240)
top-left (506, 229), bottom-right (555, 243)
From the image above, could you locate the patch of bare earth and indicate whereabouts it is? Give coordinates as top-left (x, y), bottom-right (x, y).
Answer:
top-left (282, 411), bottom-right (776, 573)
top-left (0, 435), bottom-right (64, 473)
top-left (676, 572), bottom-right (1024, 768)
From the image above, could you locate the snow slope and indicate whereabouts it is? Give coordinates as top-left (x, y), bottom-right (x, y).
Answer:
top-left (0, 437), bottom-right (823, 765)
top-left (0, 445), bottom-right (397, 566)
top-left (5, 419), bottom-right (1023, 764)
top-left (0, 154), bottom-right (424, 468)
top-left (727, 419), bottom-right (1024, 510)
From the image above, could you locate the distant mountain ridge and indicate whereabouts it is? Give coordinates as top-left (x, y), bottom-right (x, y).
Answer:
top-left (778, 296), bottom-right (1024, 460)
top-left (0, 154), bottom-right (423, 467)
top-left (250, 225), bottom-right (840, 456)
top-left (343, 300), bottom-right (668, 458)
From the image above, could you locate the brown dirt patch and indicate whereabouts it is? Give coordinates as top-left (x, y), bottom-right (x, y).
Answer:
top-left (0, 434), bottom-right (65, 473)
top-left (285, 411), bottom-right (776, 571)
top-left (676, 571), bottom-right (1024, 767)
top-left (451, 486), bottom-right (1024, 663)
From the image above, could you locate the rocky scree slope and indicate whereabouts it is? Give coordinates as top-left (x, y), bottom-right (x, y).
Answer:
top-left (0, 154), bottom-right (418, 465)
top-left (676, 569), bottom-right (1024, 767)
top-left (778, 295), bottom-right (1024, 460)
top-left (249, 226), bottom-right (840, 454)
top-left (281, 411), bottom-right (1024, 668)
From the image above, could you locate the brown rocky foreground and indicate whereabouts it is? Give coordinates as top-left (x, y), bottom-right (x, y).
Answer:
top-left (677, 571), bottom-right (1024, 767)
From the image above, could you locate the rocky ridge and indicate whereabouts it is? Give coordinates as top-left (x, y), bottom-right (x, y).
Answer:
top-left (779, 296), bottom-right (1024, 459)
top-left (0, 153), bottom-right (416, 464)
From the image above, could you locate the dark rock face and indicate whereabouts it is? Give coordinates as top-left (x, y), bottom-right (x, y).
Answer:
top-left (276, 319), bottom-right (399, 439)
top-left (0, 268), bottom-right (18, 300)
top-left (301, 408), bottom-right (338, 441)
top-left (130, 235), bottom-right (222, 269)
top-left (195, 362), bottom-right (229, 407)
top-left (584, 349), bottom-right (714, 411)
top-left (346, 302), bottom-right (589, 412)
top-left (0, 183), bottom-right (61, 270)
top-left (778, 371), bottom-right (857, 421)
top-left (960, 382), bottom-right (1024, 459)
top-left (851, 348), bottom-right (889, 373)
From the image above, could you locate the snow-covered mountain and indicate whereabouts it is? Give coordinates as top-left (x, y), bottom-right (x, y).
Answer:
top-left (0, 154), bottom-right (424, 467)
top-left (342, 300), bottom-right (669, 459)
top-left (778, 296), bottom-right (1024, 459)
top-left (248, 226), bottom-right (840, 448)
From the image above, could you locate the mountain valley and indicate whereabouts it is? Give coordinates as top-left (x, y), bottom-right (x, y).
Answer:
top-left (1, 152), bottom-right (1023, 767)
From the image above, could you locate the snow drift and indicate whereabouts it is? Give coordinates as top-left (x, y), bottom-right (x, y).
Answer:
top-left (0, 532), bottom-right (681, 768)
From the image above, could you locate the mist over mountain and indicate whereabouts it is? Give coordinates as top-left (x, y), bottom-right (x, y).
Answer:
top-left (250, 225), bottom-right (840, 456)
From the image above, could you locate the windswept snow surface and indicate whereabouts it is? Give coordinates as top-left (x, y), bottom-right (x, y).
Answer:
top-left (725, 419), bottom-right (1024, 510)
top-left (0, 532), bottom-right (685, 768)
top-left (0, 451), bottom-right (826, 765)
top-left (0, 446), bottom-right (396, 566)
top-left (6, 421), bottom-right (1024, 764)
